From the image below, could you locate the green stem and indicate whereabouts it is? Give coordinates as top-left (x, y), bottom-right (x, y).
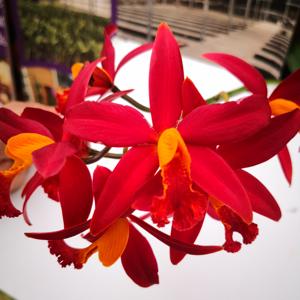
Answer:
top-left (112, 86), bottom-right (150, 112)
top-left (206, 79), bottom-right (280, 104)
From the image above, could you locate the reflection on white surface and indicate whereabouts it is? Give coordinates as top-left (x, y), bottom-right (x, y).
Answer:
top-left (1, 37), bottom-right (300, 300)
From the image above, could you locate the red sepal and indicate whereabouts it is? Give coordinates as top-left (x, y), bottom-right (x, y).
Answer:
top-left (132, 172), bottom-right (163, 211)
top-left (25, 220), bottom-right (90, 240)
top-left (277, 146), bottom-right (292, 185)
top-left (121, 223), bottom-right (159, 287)
top-left (21, 107), bottom-right (63, 141)
top-left (189, 145), bottom-right (252, 223)
top-left (182, 77), bottom-right (206, 117)
top-left (116, 42), bottom-right (153, 75)
top-left (179, 94), bottom-right (270, 146)
top-left (65, 58), bottom-right (103, 112)
top-left (0, 174), bottom-right (21, 218)
top-left (170, 220), bottom-right (204, 265)
top-left (270, 68), bottom-right (300, 105)
top-left (202, 53), bottom-right (267, 96)
top-left (58, 155), bottom-right (93, 228)
top-left (65, 101), bottom-right (157, 147)
top-left (0, 108), bottom-right (52, 143)
top-left (90, 146), bottom-right (158, 235)
top-left (129, 215), bottom-right (223, 255)
top-left (149, 23), bottom-right (184, 132)
top-left (32, 142), bottom-right (77, 178)
top-left (218, 109), bottom-right (300, 169)
top-left (93, 166), bottom-right (111, 204)
top-left (235, 169), bottom-right (281, 221)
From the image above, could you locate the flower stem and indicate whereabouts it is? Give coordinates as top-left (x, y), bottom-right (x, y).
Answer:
top-left (112, 85), bottom-right (150, 112)
top-left (84, 146), bottom-right (111, 164)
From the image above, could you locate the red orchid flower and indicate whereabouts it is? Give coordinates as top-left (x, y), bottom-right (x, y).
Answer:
top-left (65, 24), bottom-right (272, 249)
top-left (55, 25), bottom-right (152, 114)
top-left (202, 53), bottom-right (300, 184)
top-left (89, 24), bottom-right (153, 96)
top-left (0, 106), bottom-right (94, 231)
top-left (0, 60), bottom-right (106, 226)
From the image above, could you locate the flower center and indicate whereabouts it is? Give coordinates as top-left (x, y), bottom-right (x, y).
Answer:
top-left (152, 128), bottom-right (207, 231)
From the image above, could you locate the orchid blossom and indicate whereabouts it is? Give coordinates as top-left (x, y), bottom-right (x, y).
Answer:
top-left (0, 58), bottom-right (107, 223)
top-left (2, 22), bottom-right (300, 288)
top-left (203, 53), bottom-right (300, 185)
top-left (64, 24), bottom-right (277, 260)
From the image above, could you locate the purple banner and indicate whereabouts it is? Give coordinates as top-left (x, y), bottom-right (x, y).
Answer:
top-left (0, 0), bottom-right (8, 59)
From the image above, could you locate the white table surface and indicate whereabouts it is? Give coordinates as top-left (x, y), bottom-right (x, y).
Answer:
top-left (1, 37), bottom-right (300, 300)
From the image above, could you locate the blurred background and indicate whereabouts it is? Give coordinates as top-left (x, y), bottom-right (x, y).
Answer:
top-left (1, 0), bottom-right (300, 106)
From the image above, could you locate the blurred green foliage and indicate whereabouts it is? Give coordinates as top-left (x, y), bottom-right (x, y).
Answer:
top-left (0, 290), bottom-right (15, 300)
top-left (19, 0), bottom-right (109, 67)
top-left (287, 42), bottom-right (300, 73)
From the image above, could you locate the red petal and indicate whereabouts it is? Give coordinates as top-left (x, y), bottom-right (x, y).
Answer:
top-left (121, 223), bottom-right (159, 287)
top-left (170, 220), bottom-right (204, 265)
top-left (235, 169), bottom-right (281, 221)
top-left (179, 94), bottom-right (270, 146)
top-left (65, 58), bottom-right (103, 112)
top-left (129, 215), bottom-right (223, 255)
top-left (270, 69), bottom-right (300, 105)
top-left (115, 42), bottom-right (153, 75)
top-left (92, 68), bottom-right (113, 89)
top-left (101, 25), bottom-right (117, 78)
top-left (42, 176), bottom-right (60, 202)
top-left (188, 145), bottom-right (252, 223)
top-left (90, 146), bottom-right (158, 235)
top-left (104, 23), bottom-right (118, 37)
top-left (0, 174), bottom-right (21, 218)
top-left (277, 146), bottom-right (292, 185)
top-left (48, 239), bottom-right (83, 269)
top-left (21, 107), bottom-right (63, 141)
top-left (22, 172), bottom-right (44, 225)
top-left (202, 53), bottom-right (267, 96)
top-left (58, 155), bottom-right (93, 228)
top-left (93, 166), bottom-right (111, 204)
top-left (86, 86), bottom-right (109, 97)
top-left (65, 101), bottom-right (157, 147)
top-left (0, 108), bottom-right (52, 143)
top-left (32, 142), bottom-right (77, 178)
top-left (25, 220), bottom-right (90, 240)
top-left (100, 89), bottom-right (134, 102)
top-left (182, 77), bottom-right (206, 117)
top-left (218, 109), bottom-right (300, 168)
top-left (149, 23), bottom-right (184, 132)
top-left (132, 172), bottom-right (163, 211)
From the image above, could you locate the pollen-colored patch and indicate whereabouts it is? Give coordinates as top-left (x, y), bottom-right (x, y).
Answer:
top-left (3, 133), bottom-right (54, 178)
top-left (80, 218), bottom-right (130, 267)
top-left (153, 128), bottom-right (207, 231)
top-left (0, 133), bottom-right (54, 218)
top-left (270, 98), bottom-right (300, 116)
top-left (49, 218), bottom-right (130, 269)
top-left (210, 197), bottom-right (258, 253)
top-left (71, 63), bottom-right (84, 80)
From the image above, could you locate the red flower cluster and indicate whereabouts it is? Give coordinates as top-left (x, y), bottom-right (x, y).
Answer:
top-left (1, 23), bottom-right (300, 287)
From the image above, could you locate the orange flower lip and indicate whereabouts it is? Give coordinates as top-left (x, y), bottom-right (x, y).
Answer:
top-left (269, 98), bottom-right (300, 116)
top-left (154, 128), bottom-right (207, 231)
